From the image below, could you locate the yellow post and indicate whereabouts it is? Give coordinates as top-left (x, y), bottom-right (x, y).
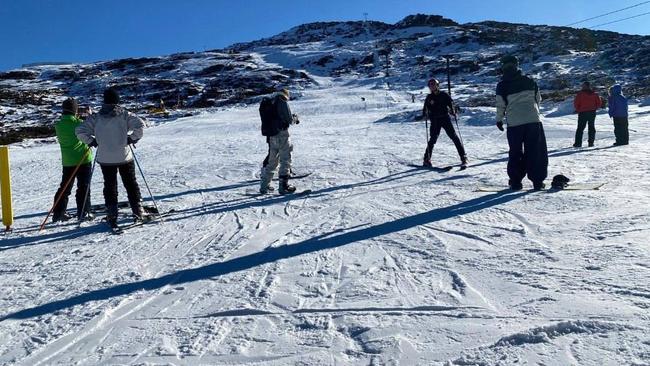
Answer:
top-left (0, 146), bottom-right (13, 231)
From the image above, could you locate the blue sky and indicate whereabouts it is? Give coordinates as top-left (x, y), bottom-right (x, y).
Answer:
top-left (0, 0), bottom-right (648, 71)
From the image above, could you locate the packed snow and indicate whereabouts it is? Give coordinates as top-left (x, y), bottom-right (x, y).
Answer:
top-left (1, 77), bottom-right (649, 365)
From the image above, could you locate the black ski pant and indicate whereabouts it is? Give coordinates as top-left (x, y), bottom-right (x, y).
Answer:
top-left (423, 116), bottom-right (466, 162)
top-left (100, 161), bottom-right (142, 218)
top-left (506, 122), bottom-right (548, 186)
top-left (613, 117), bottom-right (629, 145)
top-left (574, 111), bottom-right (596, 146)
top-left (52, 164), bottom-right (92, 218)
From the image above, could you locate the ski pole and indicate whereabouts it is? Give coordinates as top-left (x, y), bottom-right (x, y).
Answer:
top-left (78, 150), bottom-right (97, 224)
top-left (40, 148), bottom-right (92, 231)
top-left (445, 54), bottom-right (466, 150)
top-left (425, 117), bottom-right (429, 147)
top-left (129, 144), bottom-right (162, 220)
top-left (452, 113), bottom-right (465, 148)
top-left (446, 56), bottom-right (452, 95)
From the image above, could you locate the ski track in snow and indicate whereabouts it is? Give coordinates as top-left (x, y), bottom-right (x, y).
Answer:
top-left (0, 82), bottom-right (649, 365)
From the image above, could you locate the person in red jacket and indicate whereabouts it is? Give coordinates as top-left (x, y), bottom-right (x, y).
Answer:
top-left (573, 81), bottom-right (602, 147)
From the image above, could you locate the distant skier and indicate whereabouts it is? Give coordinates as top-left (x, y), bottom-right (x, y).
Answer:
top-left (76, 88), bottom-right (147, 226)
top-left (51, 98), bottom-right (94, 222)
top-left (259, 88), bottom-right (299, 194)
top-left (495, 55), bottom-right (548, 190)
top-left (421, 78), bottom-right (467, 167)
top-left (608, 84), bottom-right (629, 146)
top-left (573, 81), bottom-right (602, 147)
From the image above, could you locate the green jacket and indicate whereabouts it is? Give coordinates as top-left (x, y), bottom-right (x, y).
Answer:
top-left (55, 114), bottom-right (93, 167)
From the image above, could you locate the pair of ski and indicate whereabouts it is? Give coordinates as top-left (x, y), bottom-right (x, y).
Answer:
top-left (406, 163), bottom-right (467, 172)
top-left (104, 207), bottom-right (175, 234)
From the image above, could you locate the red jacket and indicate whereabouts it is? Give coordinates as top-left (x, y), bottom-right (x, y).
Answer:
top-left (574, 90), bottom-right (602, 113)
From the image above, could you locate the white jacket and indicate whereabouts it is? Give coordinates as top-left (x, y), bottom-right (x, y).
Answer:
top-left (76, 105), bottom-right (144, 165)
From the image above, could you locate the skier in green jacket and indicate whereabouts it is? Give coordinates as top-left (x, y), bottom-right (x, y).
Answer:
top-left (51, 98), bottom-right (94, 222)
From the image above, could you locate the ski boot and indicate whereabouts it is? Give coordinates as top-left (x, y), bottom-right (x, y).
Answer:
top-left (509, 180), bottom-right (523, 191)
top-left (77, 211), bottom-right (95, 222)
top-left (105, 215), bottom-right (119, 229)
top-left (423, 159), bottom-right (432, 167)
top-left (260, 185), bottom-right (276, 194)
top-left (460, 156), bottom-right (469, 169)
top-left (52, 212), bottom-right (73, 223)
top-left (104, 204), bottom-right (119, 228)
top-left (132, 205), bottom-right (153, 223)
top-left (279, 175), bottom-right (296, 195)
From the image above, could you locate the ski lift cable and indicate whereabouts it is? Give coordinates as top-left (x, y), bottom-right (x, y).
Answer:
top-left (564, 1), bottom-right (650, 26)
top-left (588, 10), bottom-right (650, 29)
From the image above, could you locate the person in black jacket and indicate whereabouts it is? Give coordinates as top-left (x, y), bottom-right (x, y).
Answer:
top-left (422, 78), bottom-right (467, 167)
top-left (259, 89), bottom-right (299, 194)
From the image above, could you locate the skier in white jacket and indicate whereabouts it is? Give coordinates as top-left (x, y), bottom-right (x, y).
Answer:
top-left (76, 88), bottom-right (146, 226)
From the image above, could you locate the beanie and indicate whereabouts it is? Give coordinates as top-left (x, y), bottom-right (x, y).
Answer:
top-left (104, 88), bottom-right (120, 105)
top-left (62, 97), bottom-right (78, 115)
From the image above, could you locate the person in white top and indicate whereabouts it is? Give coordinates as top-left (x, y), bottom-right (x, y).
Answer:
top-left (76, 88), bottom-right (146, 226)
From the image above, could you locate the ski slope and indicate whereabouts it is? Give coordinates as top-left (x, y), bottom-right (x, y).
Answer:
top-left (1, 83), bottom-right (649, 365)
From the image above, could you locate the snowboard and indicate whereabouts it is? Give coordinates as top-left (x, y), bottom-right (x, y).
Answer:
top-left (476, 183), bottom-right (605, 192)
top-left (287, 172), bottom-right (312, 180)
top-left (252, 172), bottom-right (312, 180)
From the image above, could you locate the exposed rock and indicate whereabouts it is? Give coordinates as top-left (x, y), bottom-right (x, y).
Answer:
top-left (394, 14), bottom-right (458, 28)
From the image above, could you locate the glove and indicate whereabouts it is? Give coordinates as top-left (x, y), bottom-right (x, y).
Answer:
top-left (292, 114), bottom-right (300, 124)
top-left (496, 121), bottom-right (504, 131)
top-left (127, 137), bottom-right (139, 145)
top-left (88, 139), bottom-right (98, 148)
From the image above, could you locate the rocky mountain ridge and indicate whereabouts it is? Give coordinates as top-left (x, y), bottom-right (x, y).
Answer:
top-left (1, 13), bottom-right (648, 144)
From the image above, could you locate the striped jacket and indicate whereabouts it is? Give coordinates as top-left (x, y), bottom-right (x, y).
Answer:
top-left (496, 69), bottom-right (542, 127)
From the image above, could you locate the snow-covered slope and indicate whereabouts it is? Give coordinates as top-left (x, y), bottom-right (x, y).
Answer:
top-left (1, 79), bottom-right (649, 364)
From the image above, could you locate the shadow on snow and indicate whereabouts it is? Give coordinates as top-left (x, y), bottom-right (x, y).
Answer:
top-left (1, 189), bottom-right (527, 321)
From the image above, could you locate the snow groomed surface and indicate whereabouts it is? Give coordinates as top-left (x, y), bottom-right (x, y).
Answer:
top-left (1, 83), bottom-right (649, 365)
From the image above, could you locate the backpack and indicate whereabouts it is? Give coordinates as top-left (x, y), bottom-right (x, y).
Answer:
top-left (259, 96), bottom-right (280, 137)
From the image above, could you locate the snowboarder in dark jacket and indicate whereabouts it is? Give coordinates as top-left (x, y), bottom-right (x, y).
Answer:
top-left (76, 88), bottom-right (146, 226)
top-left (51, 98), bottom-right (94, 222)
top-left (260, 88), bottom-right (298, 194)
top-left (421, 78), bottom-right (467, 167)
top-left (495, 55), bottom-right (548, 190)
top-left (608, 84), bottom-right (629, 146)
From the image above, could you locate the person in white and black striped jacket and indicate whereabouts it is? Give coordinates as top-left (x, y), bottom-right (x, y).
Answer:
top-left (495, 55), bottom-right (548, 191)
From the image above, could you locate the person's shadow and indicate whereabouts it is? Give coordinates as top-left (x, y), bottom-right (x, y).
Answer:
top-left (1, 189), bottom-right (527, 321)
